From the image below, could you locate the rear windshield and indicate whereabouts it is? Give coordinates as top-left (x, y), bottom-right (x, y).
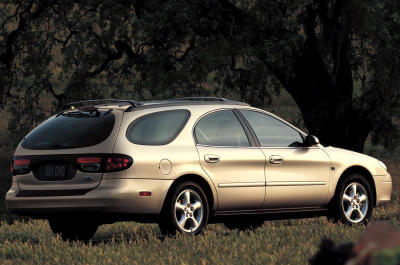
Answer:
top-left (21, 110), bottom-right (115, 150)
top-left (126, 110), bottom-right (190, 145)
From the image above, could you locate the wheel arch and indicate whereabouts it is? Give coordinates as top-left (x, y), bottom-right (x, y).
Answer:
top-left (334, 166), bottom-right (377, 206)
top-left (161, 174), bottom-right (216, 214)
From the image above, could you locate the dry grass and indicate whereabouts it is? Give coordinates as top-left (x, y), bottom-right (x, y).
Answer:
top-left (0, 161), bottom-right (397, 264)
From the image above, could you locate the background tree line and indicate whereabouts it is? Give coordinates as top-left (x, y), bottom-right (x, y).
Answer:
top-left (0, 0), bottom-right (399, 153)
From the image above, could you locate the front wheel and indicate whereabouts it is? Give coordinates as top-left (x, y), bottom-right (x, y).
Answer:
top-left (159, 181), bottom-right (209, 235)
top-left (334, 174), bottom-right (374, 225)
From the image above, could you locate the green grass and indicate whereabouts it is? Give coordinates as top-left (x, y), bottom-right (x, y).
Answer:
top-left (0, 162), bottom-right (398, 264)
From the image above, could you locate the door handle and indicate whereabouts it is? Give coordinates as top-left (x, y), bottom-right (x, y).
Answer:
top-left (269, 155), bottom-right (284, 164)
top-left (204, 154), bottom-right (220, 163)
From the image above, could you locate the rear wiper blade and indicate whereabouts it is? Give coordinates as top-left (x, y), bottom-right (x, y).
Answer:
top-left (63, 111), bottom-right (93, 117)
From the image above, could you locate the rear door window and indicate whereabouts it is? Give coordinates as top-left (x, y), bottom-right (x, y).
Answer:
top-left (21, 110), bottom-right (115, 150)
top-left (126, 110), bottom-right (190, 145)
top-left (195, 110), bottom-right (250, 147)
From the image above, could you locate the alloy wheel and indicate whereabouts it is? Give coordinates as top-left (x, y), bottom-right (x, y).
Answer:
top-left (341, 182), bottom-right (369, 223)
top-left (174, 189), bottom-right (204, 233)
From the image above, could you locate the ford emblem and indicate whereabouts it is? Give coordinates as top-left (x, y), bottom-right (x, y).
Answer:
top-left (83, 176), bottom-right (94, 182)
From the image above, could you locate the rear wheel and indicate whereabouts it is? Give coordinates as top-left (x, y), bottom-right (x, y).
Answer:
top-left (48, 217), bottom-right (99, 241)
top-left (159, 181), bottom-right (209, 236)
top-left (332, 173), bottom-right (373, 225)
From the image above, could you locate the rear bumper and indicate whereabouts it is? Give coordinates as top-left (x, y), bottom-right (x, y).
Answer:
top-left (6, 178), bottom-right (173, 216)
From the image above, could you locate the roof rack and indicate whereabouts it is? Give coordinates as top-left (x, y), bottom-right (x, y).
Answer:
top-left (168, 97), bottom-right (229, 102)
top-left (123, 97), bottom-right (250, 111)
top-left (62, 99), bottom-right (142, 110)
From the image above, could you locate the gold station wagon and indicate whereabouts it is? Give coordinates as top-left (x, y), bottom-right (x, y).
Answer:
top-left (6, 98), bottom-right (392, 240)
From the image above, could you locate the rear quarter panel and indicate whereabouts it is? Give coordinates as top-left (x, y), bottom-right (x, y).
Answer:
top-left (110, 106), bottom-right (229, 210)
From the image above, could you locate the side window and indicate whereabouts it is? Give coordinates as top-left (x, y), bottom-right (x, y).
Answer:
top-left (195, 110), bottom-right (250, 147)
top-left (240, 110), bottom-right (303, 147)
top-left (126, 110), bottom-right (190, 145)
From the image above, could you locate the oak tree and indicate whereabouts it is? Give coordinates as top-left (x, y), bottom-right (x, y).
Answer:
top-left (0, 0), bottom-right (399, 152)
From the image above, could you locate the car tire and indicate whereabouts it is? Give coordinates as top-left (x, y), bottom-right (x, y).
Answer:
top-left (224, 217), bottom-right (264, 231)
top-left (48, 217), bottom-right (99, 241)
top-left (159, 181), bottom-right (209, 236)
top-left (332, 173), bottom-right (374, 225)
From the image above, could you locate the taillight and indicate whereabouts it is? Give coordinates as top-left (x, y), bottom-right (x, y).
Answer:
top-left (77, 156), bottom-right (102, 172)
top-left (105, 156), bottom-right (132, 172)
top-left (12, 158), bottom-right (31, 175)
top-left (77, 157), bottom-right (102, 164)
top-left (14, 159), bottom-right (30, 166)
top-left (76, 154), bottom-right (133, 173)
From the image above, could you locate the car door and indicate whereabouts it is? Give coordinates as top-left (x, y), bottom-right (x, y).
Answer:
top-left (239, 109), bottom-right (331, 209)
top-left (194, 109), bottom-right (266, 211)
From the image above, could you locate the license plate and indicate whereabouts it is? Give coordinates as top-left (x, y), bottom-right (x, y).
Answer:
top-left (45, 164), bottom-right (67, 179)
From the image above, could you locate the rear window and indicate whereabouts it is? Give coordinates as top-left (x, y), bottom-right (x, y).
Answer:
top-left (21, 110), bottom-right (115, 150)
top-left (126, 110), bottom-right (190, 145)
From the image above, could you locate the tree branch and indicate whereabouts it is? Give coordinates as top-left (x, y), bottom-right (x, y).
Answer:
top-left (216, 0), bottom-right (244, 26)
top-left (0, 0), bottom-right (49, 71)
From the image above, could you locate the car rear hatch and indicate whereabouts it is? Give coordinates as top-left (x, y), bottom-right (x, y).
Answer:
top-left (12, 107), bottom-right (127, 196)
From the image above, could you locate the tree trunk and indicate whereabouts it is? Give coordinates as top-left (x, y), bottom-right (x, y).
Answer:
top-left (284, 5), bottom-right (372, 153)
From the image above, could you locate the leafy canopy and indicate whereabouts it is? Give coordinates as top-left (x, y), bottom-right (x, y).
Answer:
top-left (0, 0), bottom-right (399, 151)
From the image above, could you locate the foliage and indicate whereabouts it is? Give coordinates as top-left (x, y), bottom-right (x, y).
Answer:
top-left (373, 246), bottom-right (400, 265)
top-left (0, 0), bottom-right (399, 151)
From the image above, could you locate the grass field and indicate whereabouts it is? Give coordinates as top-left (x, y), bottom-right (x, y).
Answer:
top-left (0, 161), bottom-right (397, 264)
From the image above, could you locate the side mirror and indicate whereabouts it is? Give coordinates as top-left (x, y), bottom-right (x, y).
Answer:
top-left (305, 135), bottom-right (320, 146)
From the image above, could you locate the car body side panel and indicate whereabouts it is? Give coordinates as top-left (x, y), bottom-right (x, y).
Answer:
top-left (196, 145), bottom-right (266, 211)
top-left (261, 147), bottom-right (331, 208)
top-left (323, 146), bottom-right (392, 205)
top-left (110, 106), bottom-right (222, 211)
top-left (374, 174), bottom-right (392, 206)
top-left (233, 106), bottom-right (391, 208)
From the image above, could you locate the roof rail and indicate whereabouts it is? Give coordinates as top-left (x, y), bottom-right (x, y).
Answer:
top-left (62, 99), bottom-right (142, 110)
top-left (169, 97), bottom-right (230, 102)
